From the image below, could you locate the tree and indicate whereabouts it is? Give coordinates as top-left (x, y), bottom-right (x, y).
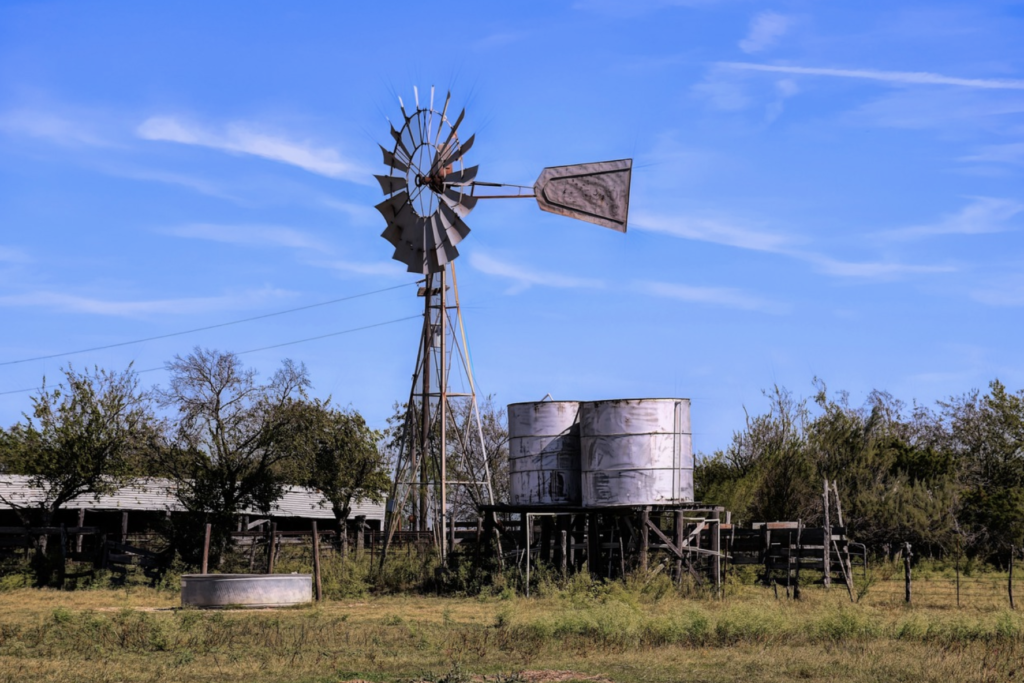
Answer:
top-left (944, 380), bottom-right (1024, 556)
top-left (0, 364), bottom-right (153, 527)
top-left (157, 348), bottom-right (309, 564)
top-left (277, 399), bottom-right (390, 532)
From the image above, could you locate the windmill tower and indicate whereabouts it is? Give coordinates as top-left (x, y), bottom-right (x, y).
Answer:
top-left (375, 87), bottom-right (632, 561)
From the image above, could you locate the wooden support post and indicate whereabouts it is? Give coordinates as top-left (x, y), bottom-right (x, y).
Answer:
top-left (619, 538), bottom-right (626, 578)
top-left (59, 524), bottom-right (67, 588)
top-left (356, 523), bottom-right (364, 558)
top-left (267, 522), bottom-right (278, 574)
top-left (340, 527), bottom-right (348, 560)
top-left (561, 530), bottom-right (568, 578)
top-left (832, 481), bottom-right (853, 584)
top-left (904, 542), bottom-right (912, 604)
top-left (640, 508), bottom-right (650, 573)
top-left (201, 523), bottom-right (211, 574)
top-left (675, 510), bottom-right (685, 583)
top-left (476, 517), bottom-right (483, 544)
top-left (120, 511), bottom-right (129, 544)
top-left (823, 480), bottom-right (831, 589)
top-left (312, 521), bottom-right (323, 602)
top-left (588, 512), bottom-right (601, 578)
top-left (955, 535), bottom-right (961, 608)
top-left (1010, 547), bottom-right (1016, 610)
top-left (710, 511), bottom-right (721, 592)
top-left (449, 514), bottom-right (456, 556)
top-left (793, 521), bottom-right (803, 600)
top-left (76, 509), bottom-right (85, 554)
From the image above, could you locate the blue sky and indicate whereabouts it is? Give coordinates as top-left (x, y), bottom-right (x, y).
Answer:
top-left (1, 0), bottom-right (1022, 454)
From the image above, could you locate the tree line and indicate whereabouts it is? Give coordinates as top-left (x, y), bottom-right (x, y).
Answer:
top-left (696, 379), bottom-right (1024, 563)
top-left (3, 350), bottom-right (1021, 569)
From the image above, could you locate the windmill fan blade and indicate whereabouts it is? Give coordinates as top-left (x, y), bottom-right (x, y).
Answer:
top-left (442, 188), bottom-right (477, 218)
top-left (534, 158), bottom-right (632, 232)
top-left (439, 202), bottom-right (471, 245)
top-left (375, 192), bottom-right (411, 221)
top-left (444, 165), bottom-right (478, 186)
top-left (380, 145), bottom-right (409, 173)
top-left (392, 239), bottom-right (415, 267)
top-left (443, 108), bottom-right (466, 148)
top-left (381, 222), bottom-right (402, 247)
top-left (435, 238), bottom-right (459, 266)
top-left (389, 124), bottom-right (409, 158)
top-left (375, 174), bottom-right (407, 195)
top-left (445, 134), bottom-right (474, 165)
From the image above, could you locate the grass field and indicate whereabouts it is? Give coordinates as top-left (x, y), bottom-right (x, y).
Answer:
top-left (1, 568), bottom-right (1023, 683)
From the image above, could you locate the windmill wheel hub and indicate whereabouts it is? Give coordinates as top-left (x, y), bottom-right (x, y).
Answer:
top-left (415, 172), bottom-right (447, 194)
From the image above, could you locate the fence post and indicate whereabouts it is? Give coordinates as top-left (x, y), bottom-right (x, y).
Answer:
top-left (955, 535), bottom-right (961, 608)
top-left (822, 480), bottom-right (831, 589)
top-left (793, 520), bottom-right (803, 600)
top-left (312, 521), bottom-right (322, 602)
top-left (904, 542), bottom-right (913, 604)
top-left (267, 522), bottom-right (277, 574)
top-left (59, 524), bottom-right (67, 588)
top-left (1010, 546), bottom-right (1016, 610)
top-left (76, 509), bottom-right (85, 554)
top-left (201, 523), bottom-right (211, 574)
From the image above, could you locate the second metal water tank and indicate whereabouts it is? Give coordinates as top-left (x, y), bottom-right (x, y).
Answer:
top-left (507, 400), bottom-right (581, 505)
top-left (580, 398), bottom-right (693, 506)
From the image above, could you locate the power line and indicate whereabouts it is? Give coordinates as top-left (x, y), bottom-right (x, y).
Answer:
top-left (0, 281), bottom-right (418, 368)
top-left (0, 314), bottom-right (422, 397)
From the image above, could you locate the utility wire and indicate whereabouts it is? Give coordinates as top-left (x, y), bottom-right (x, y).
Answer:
top-left (0, 314), bottom-right (422, 396)
top-left (0, 281), bottom-right (418, 368)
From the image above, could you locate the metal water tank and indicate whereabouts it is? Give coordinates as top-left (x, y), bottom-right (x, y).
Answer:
top-left (508, 400), bottom-right (581, 505)
top-left (580, 398), bottom-right (693, 507)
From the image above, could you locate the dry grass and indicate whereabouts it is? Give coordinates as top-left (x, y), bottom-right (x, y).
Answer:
top-left (1, 576), bottom-right (1023, 683)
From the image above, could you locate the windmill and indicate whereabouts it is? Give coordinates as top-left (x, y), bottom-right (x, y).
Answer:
top-left (375, 87), bottom-right (632, 561)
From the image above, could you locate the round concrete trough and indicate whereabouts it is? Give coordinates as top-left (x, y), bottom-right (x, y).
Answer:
top-left (181, 574), bottom-right (313, 609)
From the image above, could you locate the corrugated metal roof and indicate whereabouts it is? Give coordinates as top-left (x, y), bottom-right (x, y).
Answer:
top-left (0, 475), bottom-right (385, 521)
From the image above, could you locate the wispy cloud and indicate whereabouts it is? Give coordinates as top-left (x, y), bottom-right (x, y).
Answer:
top-left (636, 280), bottom-right (788, 313)
top-left (136, 117), bottom-right (369, 183)
top-left (161, 224), bottom-right (331, 252)
top-left (315, 259), bottom-right (406, 277)
top-left (101, 165), bottom-right (239, 201)
top-left (718, 63), bottom-right (1024, 90)
top-left (0, 110), bottom-right (107, 146)
top-left (972, 275), bottom-right (1024, 307)
top-left (798, 254), bottom-right (955, 278)
top-left (631, 212), bottom-right (793, 252)
top-left (878, 197), bottom-right (1023, 241)
top-left (739, 12), bottom-right (792, 54)
top-left (0, 288), bottom-right (294, 317)
top-left (961, 142), bottom-right (1024, 165)
top-left (632, 211), bottom-right (956, 279)
top-left (469, 252), bottom-right (605, 293)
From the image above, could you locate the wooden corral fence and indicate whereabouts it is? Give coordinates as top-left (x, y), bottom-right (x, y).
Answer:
top-left (0, 525), bottom-right (172, 587)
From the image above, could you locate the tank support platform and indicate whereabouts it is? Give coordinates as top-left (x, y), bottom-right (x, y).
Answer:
top-left (477, 503), bottom-right (726, 587)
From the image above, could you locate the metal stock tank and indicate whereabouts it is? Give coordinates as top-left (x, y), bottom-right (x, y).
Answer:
top-left (181, 574), bottom-right (312, 608)
top-left (507, 400), bottom-right (581, 505)
top-left (580, 398), bottom-right (693, 506)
